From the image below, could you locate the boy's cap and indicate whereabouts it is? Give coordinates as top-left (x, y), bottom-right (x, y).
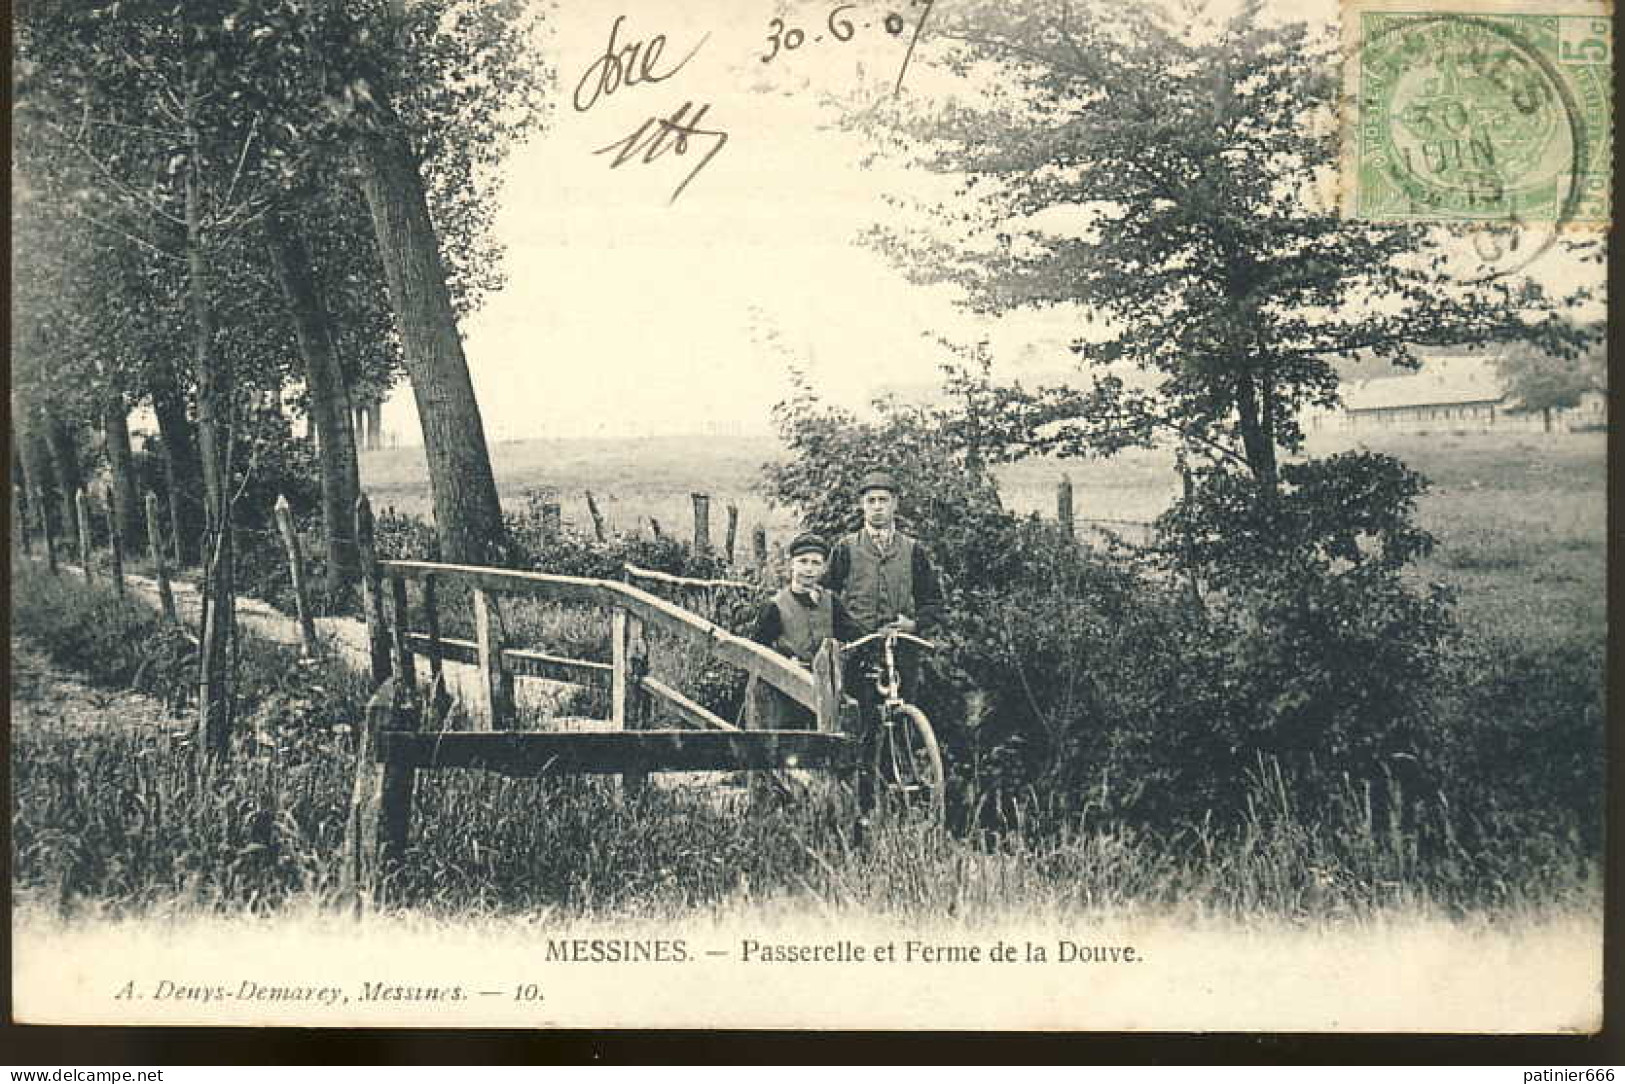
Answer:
top-left (857, 470), bottom-right (899, 496)
top-left (788, 531), bottom-right (829, 558)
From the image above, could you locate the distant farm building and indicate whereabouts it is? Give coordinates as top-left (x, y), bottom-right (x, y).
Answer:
top-left (1316, 356), bottom-right (1607, 434)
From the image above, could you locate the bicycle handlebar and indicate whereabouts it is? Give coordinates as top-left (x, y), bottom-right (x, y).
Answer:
top-left (841, 629), bottom-right (937, 654)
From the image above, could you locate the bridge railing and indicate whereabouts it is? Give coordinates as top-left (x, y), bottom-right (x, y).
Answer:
top-left (372, 558), bottom-right (841, 735)
top-left (343, 533), bottom-right (852, 903)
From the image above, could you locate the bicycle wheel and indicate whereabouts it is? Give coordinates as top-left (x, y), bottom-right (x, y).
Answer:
top-left (872, 703), bottom-right (945, 824)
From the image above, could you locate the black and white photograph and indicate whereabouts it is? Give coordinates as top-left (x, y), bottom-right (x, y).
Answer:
top-left (9, 0), bottom-right (1610, 1033)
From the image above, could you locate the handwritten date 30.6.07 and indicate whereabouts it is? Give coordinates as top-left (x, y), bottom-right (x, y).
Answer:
top-left (761, 0), bottom-right (935, 93)
top-left (593, 101), bottom-right (729, 205)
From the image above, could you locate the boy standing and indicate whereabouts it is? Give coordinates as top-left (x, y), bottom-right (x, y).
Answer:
top-left (750, 531), bottom-right (864, 728)
top-left (751, 531), bottom-right (864, 664)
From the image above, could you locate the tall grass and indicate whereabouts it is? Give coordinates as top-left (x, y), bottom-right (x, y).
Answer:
top-left (12, 567), bottom-right (1599, 924)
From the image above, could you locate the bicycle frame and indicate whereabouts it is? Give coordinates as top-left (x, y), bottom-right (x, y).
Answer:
top-left (842, 628), bottom-right (934, 709)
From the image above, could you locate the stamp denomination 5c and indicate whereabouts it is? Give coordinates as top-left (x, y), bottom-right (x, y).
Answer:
top-left (1342, 0), bottom-right (1612, 227)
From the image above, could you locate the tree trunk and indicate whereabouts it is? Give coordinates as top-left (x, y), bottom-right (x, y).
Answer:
top-left (266, 211), bottom-right (363, 597)
top-left (102, 393), bottom-right (143, 557)
top-left (11, 432), bottom-right (31, 553)
top-left (15, 399), bottom-right (59, 540)
top-left (42, 409), bottom-right (85, 549)
top-left (188, 106), bottom-right (235, 764)
top-left (368, 401), bottom-right (383, 449)
top-left (148, 357), bottom-right (204, 566)
top-left (349, 98), bottom-right (505, 564)
top-left (1233, 370), bottom-right (1278, 488)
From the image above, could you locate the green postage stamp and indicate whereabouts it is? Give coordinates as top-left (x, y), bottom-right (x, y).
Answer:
top-left (1342, 0), bottom-right (1613, 226)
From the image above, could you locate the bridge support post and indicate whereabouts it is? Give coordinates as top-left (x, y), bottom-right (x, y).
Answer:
top-left (812, 639), bottom-right (843, 734)
top-left (390, 573), bottom-right (417, 698)
top-left (342, 677), bottom-right (416, 908)
top-left (613, 608), bottom-right (651, 795)
top-left (473, 588), bottom-right (514, 729)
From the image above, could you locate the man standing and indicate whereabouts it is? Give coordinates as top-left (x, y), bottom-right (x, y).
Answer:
top-left (824, 470), bottom-right (945, 703)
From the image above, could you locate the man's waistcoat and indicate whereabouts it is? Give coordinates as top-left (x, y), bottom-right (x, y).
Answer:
top-left (773, 587), bottom-right (834, 662)
top-left (840, 531), bottom-right (916, 632)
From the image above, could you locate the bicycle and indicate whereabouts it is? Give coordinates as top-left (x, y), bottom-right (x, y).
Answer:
top-left (841, 627), bottom-right (945, 824)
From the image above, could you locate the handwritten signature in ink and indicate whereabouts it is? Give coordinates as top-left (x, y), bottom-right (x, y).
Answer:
top-left (573, 14), bottom-right (710, 113)
top-left (592, 100), bottom-right (729, 204)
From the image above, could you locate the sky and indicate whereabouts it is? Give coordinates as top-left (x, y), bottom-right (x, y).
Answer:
top-left (381, 0), bottom-right (1082, 443)
top-left (379, 0), bottom-right (1607, 445)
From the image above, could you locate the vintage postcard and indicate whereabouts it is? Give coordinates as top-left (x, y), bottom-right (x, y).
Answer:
top-left (10, 0), bottom-right (1608, 1034)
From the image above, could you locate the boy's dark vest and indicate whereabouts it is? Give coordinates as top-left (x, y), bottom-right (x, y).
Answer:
top-left (773, 587), bottom-right (835, 662)
top-left (839, 531), bottom-right (916, 633)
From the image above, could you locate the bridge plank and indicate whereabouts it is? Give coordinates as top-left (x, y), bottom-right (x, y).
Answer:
top-left (378, 730), bottom-right (855, 775)
top-left (403, 633), bottom-right (612, 688)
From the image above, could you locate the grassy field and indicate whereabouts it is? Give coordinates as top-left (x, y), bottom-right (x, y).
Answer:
top-left (9, 423), bottom-right (1606, 1029)
top-left (359, 429), bottom-right (1607, 648)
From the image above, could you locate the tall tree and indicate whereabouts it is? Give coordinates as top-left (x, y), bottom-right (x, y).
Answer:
top-left (851, 0), bottom-right (1602, 485)
top-left (265, 209), bottom-right (362, 594)
top-left (330, 0), bottom-right (548, 562)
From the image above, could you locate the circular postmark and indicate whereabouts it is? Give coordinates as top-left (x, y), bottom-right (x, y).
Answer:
top-left (1351, 8), bottom-right (1611, 278)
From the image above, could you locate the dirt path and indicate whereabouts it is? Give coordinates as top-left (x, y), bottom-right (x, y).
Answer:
top-left (86, 564), bottom-right (582, 726)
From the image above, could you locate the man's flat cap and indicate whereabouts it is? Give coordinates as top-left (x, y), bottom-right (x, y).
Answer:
top-left (857, 470), bottom-right (899, 495)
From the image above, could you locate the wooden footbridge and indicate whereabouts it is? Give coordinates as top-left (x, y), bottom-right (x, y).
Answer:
top-left (343, 550), bottom-right (855, 898)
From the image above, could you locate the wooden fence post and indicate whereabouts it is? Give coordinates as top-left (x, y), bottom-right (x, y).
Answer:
top-left (355, 495), bottom-right (392, 687)
top-left (41, 490), bottom-right (58, 575)
top-left (342, 677), bottom-right (416, 907)
top-left (584, 490), bottom-right (608, 542)
top-left (612, 608), bottom-right (651, 794)
top-left (14, 485), bottom-right (31, 556)
top-left (274, 495), bottom-right (319, 657)
top-left (145, 494), bottom-right (179, 623)
top-left (542, 501), bottom-right (562, 540)
top-left (752, 525), bottom-right (768, 570)
top-left (691, 492), bottom-right (711, 553)
top-left (75, 490), bottom-right (94, 581)
top-left (168, 491), bottom-right (184, 568)
top-left (106, 494), bottom-right (126, 598)
top-left (1057, 474), bottom-right (1075, 539)
top-left (723, 503), bottom-right (739, 565)
top-left (472, 587), bottom-right (514, 729)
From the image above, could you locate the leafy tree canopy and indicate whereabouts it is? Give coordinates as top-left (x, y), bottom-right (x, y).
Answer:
top-left (847, 0), bottom-right (1602, 483)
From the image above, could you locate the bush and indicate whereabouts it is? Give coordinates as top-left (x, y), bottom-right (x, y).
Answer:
top-left (1432, 636), bottom-right (1606, 854)
top-left (762, 391), bottom-right (1497, 844)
